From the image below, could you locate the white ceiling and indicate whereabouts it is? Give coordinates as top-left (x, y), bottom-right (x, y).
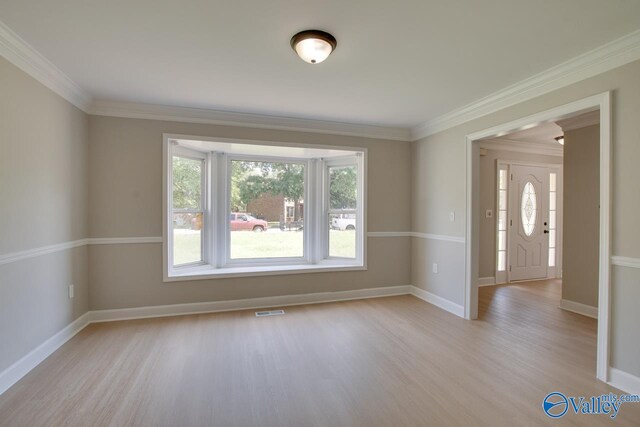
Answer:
top-left (499, 121), bottom-right (564, 146)
top-left (480, 121), bottom-right (564, 156)
top-left (1, 1), bottom-right (640, 128)
top-left (491, 109), bottom-right (600, 145)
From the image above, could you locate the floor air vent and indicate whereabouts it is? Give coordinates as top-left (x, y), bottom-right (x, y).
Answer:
top-left (255, 309), bottom-right (285, 317)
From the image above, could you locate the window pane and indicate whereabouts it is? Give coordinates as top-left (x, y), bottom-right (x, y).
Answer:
top-left (329, 166), bottom-right (357, 210)
top-left (550, 173), bottom-right (557, 192)
top-left (549, 192), bottom-right (556, 211)
top-left (230, 160), bottom-right (304, 259)
top-left (498, 251), bottom-right (506, 271)
top-left (521, 182), bottom-right (537, 236)
top-left (499, 169), bottom-right (507, 190)
top-left (549, 210), bottom-right (556, 229)
top-left (498, 190), bottom-right (507, 210)
top-left (230, 228), bottom-right (303, 259)
top-left (549, 230), bottom-right (556, 248)
top-left (549, 248), bottom-right (556, 267)
top-left (173, 212), bottom-right (202, 265)
top-left (329, 213), bottom-right (356, 258)
top-left (498, 211), bottom-right (507, 231)
top-left (173, 156), bottom-right (203, 210)
top-left (498, 230), bottom-right (506, 251)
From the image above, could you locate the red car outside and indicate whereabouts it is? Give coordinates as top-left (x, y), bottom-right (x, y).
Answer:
top-left (230, 213), bottom-right (268, 232)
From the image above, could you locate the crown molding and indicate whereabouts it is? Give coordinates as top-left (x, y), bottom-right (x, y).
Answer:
top-left (88, 100), bottom-right (412, 141)
top-left (480, 138), bottom-right (564, 157)
top-left (412, 29), bottom-right (640, 140)
top-left (0, 20), bottom-right (408, 141)
top-left (0, 20), bottom-right (92, 111)
top-left (2, 16), bottom-right (638, 143)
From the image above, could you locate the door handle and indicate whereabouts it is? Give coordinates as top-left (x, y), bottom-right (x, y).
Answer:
top-left (543, 230), bottom-right (549, 234)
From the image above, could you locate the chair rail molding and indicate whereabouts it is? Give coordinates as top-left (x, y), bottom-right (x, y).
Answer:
top-left (0, 239), bottom-right (88, 266)
top-left (0, 233), bottom-right (425, 266)
top-left (611, 255), bottom-right (640, 269)
top-left (411, 232), bottom-right (465, 243)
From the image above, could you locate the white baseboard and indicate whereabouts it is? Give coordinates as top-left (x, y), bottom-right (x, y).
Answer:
top-left (559, 299), bottom-right (598, 319)
top-left (409, 286), bottom-right (465, 318)
top-left (90, 285), bottom-right (412, 322)
top-left (0, 286), bottom-right (411, 397)
top-left (0, 312), bottom-right (91, 396)
top-left (2, 283), bottom-right (471, 398)
top-left (608, 367), bottom-right (640, 395)
top-left (478, 277), bottom-right (496, 287)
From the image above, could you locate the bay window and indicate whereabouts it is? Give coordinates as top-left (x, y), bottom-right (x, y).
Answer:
top-left (163, 134), bottom-right (366, 281)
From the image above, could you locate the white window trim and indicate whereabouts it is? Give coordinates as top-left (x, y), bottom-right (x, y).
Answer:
top-left (162, 134), bottom-right (367, 282)
top-left (323, 156), bottom-right (365, 263)
top-left (167, 145), bottom-right (209, 269)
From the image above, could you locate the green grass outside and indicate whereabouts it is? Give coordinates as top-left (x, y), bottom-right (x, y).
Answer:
top-left (327, 230), bottom-right (356, 259)
top-left (173, 230), bottom-right (202, 265)
top-left (173, 230), bottom-right (356, 265)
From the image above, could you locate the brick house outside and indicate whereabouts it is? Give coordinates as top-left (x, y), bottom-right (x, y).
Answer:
top-left (246, 193), bottom-right (304, 223)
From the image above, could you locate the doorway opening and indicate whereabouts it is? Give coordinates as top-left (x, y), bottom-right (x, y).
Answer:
top-left (464, 92), bottom-right (611, 382)
top-left (489, 159), bottom-right (563, 284)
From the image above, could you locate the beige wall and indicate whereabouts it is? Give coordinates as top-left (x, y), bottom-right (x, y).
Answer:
top-left (412, 59), bottom-right (640, 376)
top-left (611, 266), bottom-right (640, 376)
top-left (0, 57), bottom-right (89, 373)
top-left (562, 124), bottom-right (600, 308)
top-left (88, 115), bottom-right (412, 310)
top-left (2, 46), bottom-right (639, 383)
top-left (478, 148), bottom-right (562, 279)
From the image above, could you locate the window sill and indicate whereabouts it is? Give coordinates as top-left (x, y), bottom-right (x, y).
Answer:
top-left (165, 262), bottom-right (366, 282)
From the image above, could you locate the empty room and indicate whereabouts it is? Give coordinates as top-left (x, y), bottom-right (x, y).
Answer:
top-left (1, 1), bottom-right (640, 425)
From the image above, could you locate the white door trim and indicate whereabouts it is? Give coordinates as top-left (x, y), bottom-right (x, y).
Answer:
top-left (465, 92), bottom-right (611, 382)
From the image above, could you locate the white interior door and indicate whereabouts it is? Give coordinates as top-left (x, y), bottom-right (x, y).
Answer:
top-left (509, 165), bottom-right (549, 281)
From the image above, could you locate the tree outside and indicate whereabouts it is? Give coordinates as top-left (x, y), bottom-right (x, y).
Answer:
top-left (232, 160), bottom-right (305, 221)
top-left (329, 166), bottom-right (357, 209)
top-left (173, 156), bottom-right (357, 223)
top-left (172, 156), bottom-right (202, 210)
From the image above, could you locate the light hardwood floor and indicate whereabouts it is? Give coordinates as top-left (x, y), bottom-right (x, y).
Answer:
top-left (1, 280), bottom-right (638, 426)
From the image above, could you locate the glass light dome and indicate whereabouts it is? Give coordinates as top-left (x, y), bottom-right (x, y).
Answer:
top-left (291, 30), bottom-right (337, 64)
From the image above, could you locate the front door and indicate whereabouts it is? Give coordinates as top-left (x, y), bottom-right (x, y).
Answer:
top-left (509, 164), bottom-right (549, 281)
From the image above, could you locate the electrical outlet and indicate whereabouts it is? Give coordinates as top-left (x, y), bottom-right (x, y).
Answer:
top-left (486, 209), bottom-right (493, 218)
top-left (449, 211), bottom-right (455, 222)
top-left (68, 284), bottom-right (74, 299)
top-left (433, 263), bottom-right (438, 274)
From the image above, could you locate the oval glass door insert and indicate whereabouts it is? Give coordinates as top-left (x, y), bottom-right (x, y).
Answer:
top-left (521, 182), bottom-right (537, 236)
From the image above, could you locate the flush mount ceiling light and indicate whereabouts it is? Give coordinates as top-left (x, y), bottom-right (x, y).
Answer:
top-left (290, 30), bottom-right (337, 64)
top-left (555, 136), bottom-right (565, 145)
